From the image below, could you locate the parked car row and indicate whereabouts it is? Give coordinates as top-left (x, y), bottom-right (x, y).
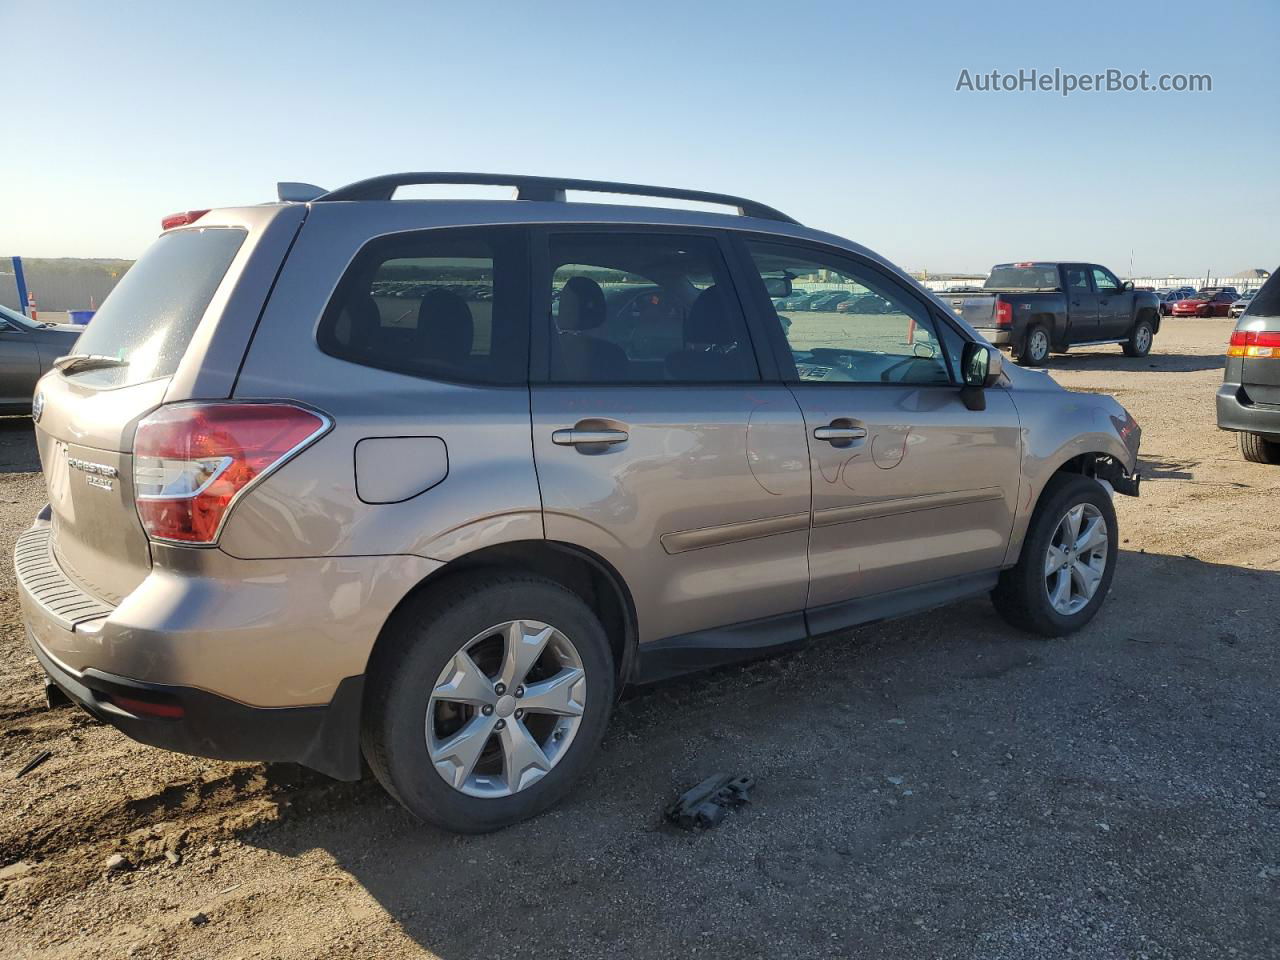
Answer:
top-left (372, 281), bottom-right (494, 301)
top-left (1157, 285), bottom-right (1261, 318)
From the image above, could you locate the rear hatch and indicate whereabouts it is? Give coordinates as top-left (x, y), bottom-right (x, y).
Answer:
top-left (1236, 272), bottom-right (1280, 404)
top-left (32, 204), bottom-right (305, 605)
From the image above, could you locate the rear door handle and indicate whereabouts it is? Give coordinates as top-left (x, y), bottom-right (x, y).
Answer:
top-left (813, 425), bottom-right (868, 443)
top-left (552, 428), bottom-right (629, 446)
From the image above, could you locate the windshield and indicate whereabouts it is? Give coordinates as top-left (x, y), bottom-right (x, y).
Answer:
top-left (68, 227), bottom-right (245, 386)
top-left (0, 303), bottom-right (44, 329)
top-left (984, 265), bottom-right (1060, 290)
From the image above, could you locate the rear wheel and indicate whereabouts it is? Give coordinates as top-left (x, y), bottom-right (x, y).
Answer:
top-left (991, 474), bottom-right (1118, 637)
top-left (1239, 431), bottom-right (1280, 465)
top-left (362, 574), bottom-right (615, 833)
top-left (1123, 318), bottom-right (1154, 357)
top-left (1019, 325), bottom-right (1050, 366)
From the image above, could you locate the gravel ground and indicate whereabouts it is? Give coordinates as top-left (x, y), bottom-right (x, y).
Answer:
top-left (1, 318), bottom-right (1277, 959)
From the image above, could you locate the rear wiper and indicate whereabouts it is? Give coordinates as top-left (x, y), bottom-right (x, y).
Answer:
top-left (53, 354), bottom-right (129, 374)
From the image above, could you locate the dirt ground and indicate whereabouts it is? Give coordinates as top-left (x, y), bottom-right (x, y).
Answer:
top-left (1, 318), bottom-right (1277, 960)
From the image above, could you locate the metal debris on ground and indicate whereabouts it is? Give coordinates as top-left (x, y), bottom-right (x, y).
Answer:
top-left (664, 774), bottom-right (754, 830)
top-left (15, 750), bottom-right (52, 779)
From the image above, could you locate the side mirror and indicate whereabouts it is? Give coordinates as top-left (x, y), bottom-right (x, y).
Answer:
top-left (1122, 280), bottom-right (1134, 292)
top-left (960, 342), bottom-right (1002, 410)
top-left (962, 341), bottom-right (1002, 388)
top-left (763, 276), bottom-right (793, 299)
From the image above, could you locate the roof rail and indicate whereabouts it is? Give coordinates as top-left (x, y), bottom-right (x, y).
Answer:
top-left (315, 172), bottom-right (798, 224)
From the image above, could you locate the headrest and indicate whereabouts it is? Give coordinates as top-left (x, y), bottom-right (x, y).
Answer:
top-left (684, 285), bottom-right (737, 345)
top-left (558, 276), bottom-right (607, 331)
top-left (416, 288), bottom-right (474, 363)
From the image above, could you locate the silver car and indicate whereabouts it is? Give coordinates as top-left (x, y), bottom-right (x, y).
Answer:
top-left (16, 174), bottom-right (1142, 832)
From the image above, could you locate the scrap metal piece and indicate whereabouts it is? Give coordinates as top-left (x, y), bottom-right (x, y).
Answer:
top-left (665, 774), bottom-right (754, 830)
top-left (16, 750), bottom-right (52, 779)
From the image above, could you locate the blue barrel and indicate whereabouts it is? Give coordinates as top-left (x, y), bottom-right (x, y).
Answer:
top-left (68, 310), bottom-right (95, 325)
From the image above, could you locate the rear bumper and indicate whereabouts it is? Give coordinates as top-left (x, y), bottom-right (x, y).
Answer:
top-left (1217, 383), bottom-right (1280, 439)
top-left (976, 328), bottom-right (1013, 346)
top-left (15, 518), bottom-right (441, 779)
top-left (31, 633), bottom-right (365, 779)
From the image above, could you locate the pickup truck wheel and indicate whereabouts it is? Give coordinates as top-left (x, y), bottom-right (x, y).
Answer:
top-left (1122, 318), bottom-right (1154, 357)
top-left (1239, 431), bottom-right (1280, 464)
top-left (1018, 325), bottom-right (1050, 366)
top-left (361, 573), bottom-right (615, 833)
top-left (991, 474), bottom-right (1118, 637)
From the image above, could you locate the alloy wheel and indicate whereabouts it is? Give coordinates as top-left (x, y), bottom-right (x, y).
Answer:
top-left (1044, 502), bottom-right (1108, 615)
top-left (1027, 329), bottom-right (1049, 363)
top-left (426, 620), bottom-right (586, 798)
top-left (1135, 324), bottom-right (1152, 353)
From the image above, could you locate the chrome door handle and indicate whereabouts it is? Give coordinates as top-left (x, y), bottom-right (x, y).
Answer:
top-left (552, 428), bottom-right (629, 446)
top-left (813, 426), bottom-right (868, 442)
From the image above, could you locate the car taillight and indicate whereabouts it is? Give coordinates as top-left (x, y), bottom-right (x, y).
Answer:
top-left (161, 209), bottom-right (209, 230)
top-left (995, 300), bottom-right (1014, 327)
top-left (133, 403), bottom-right (331, 545)
top-left (1227, 330), bottom-right (1280, 358)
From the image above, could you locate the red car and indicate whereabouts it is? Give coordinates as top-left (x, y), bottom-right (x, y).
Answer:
top-left (1171, 287), bottom-right (1239, 318)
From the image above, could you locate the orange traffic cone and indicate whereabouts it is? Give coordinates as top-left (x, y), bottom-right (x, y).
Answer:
top-left (27, 291), bottom-right (37, 322)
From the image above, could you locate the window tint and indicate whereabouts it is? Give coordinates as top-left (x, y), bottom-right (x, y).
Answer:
top-left (546, 233), bottom-right (758, 383)
top-left (318, 227), bottom-right (527, 384)
top-left (1092, 267), bottom-right (1120, 293)
top-left (746, 240), bottom-right (952, 385)
top-left (1064, 266), bottom-right (1091, 291)
top-left (70, 227), bottom-right (245, 386)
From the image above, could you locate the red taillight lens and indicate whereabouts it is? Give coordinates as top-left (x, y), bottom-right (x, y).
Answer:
top-left (1227, 330), bottom-right (1280, 358)
top-left (133, 403), bottom-right (330, 544)
top-left (994, 300), bottom-right (1014, 327)
top-left (161, 209), bottom-right (210, 230)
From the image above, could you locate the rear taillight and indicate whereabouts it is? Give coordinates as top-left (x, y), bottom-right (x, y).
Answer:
top-left (133, 403), bottom-right (331, 545)
top-left (994, 299), bottom-right (1014, 327)
top-left (160, 209), bottom-right (210, 230)
top-left (1227, 330), bottom-right (1280, 358)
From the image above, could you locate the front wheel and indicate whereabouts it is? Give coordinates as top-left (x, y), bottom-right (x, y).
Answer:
top-left (362, 574), bottom-right (615, 833)
top-left (1239, 431), bottom-right (1280, 465)
top-left (991, 474), bottom-right (1118, 637)
top-left (1122, 318), bottom-right (1154, 357)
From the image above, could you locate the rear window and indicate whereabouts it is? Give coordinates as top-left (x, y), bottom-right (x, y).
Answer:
top-left (984, 264), bottom-right (1061, 290)
top-left (1245, 271), bottom-right (1280, 318)
top-left (70, 227), bottom-right (246, 386)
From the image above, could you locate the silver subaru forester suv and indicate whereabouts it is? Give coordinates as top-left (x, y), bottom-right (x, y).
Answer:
top-left (17, 174), bottom-right (1141, 832)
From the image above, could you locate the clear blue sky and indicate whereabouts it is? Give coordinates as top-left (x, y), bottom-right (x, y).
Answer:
top-left (2, 0), bottom-right (1276, 276)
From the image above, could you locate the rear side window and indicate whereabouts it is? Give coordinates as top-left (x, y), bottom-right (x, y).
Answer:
top-left (318, 227), bottom-right (528, 385)
top-left (70, 227), bottom-right (245, 386)
top-left (1247, 272), bottom-right (1280, 317)
top-left (545, 232), bottom-right (759, 384)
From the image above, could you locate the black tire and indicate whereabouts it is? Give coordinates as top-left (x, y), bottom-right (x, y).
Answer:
top-left (1018, 324), bottom-right (1050, 367)
top-left (362, 573), bottom-right (615, 833)
top-left (991, 473), bottom-right (1119, 637)
top-left (1239, 431), bottom-right (1280, 465)
top-left (1123, 317), bottom-right (1154, 357)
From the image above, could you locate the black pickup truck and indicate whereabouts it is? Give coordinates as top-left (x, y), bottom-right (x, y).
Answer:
top-left (946, 262), bottom-right (1162, 366)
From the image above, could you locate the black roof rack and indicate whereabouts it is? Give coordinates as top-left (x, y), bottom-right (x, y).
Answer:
top-left (315, 172), bottom-right (798, 224)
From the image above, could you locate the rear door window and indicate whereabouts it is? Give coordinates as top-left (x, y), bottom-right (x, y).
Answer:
top-left (542, 232), bottom-right (759, 384)
top-left (69, 227), bottom-right (245, 386)
top-left (317, 227), bottom-right (529, 384)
